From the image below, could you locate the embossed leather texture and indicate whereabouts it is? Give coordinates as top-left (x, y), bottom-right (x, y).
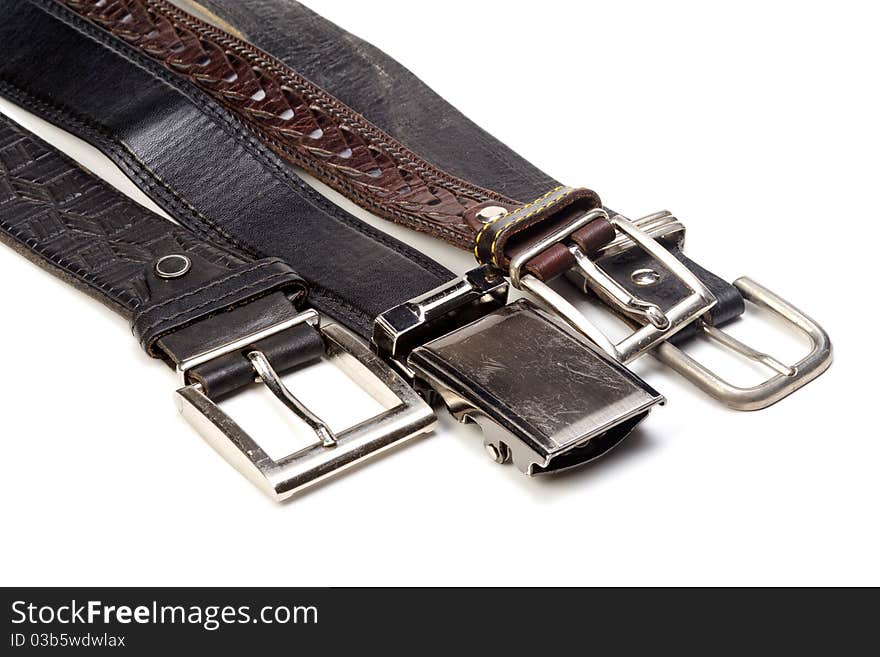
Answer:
top-left (0, 0), bottom-right (458, 338)
top-left (0, 0), bottom-right (744, 334)
top-left (0, 112), bottom-right (309, 358)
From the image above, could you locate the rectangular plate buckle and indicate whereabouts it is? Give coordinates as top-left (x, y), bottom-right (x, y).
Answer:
top-left (407, 299), bottom-right (664, 474)
top-left (513, 212), bottom-right (717, 363)
top-left (175, 311), bottom-right (435, 501)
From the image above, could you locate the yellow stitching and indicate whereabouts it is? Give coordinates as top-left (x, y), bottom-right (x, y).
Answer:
top-left (490, 187), bottom-right (574, 267)
top-left (485, 186), bottom-right (577, 267)
top-left (472, 186), bottom-right (563, 261)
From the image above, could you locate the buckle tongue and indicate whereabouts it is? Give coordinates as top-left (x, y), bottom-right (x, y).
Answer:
top-left (565, 211), bottom-right (832, 409)
top-left (374, 268), bottom-right (664, 474)
top-left (510, 211), bottom-right (717, 363)
top-left (653, 277), bottom-right (832, 410)
top-left (175, 310), bottom-right (435, 500)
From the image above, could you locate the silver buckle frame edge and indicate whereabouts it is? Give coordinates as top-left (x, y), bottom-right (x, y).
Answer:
top-left (509, 209), bottom-right (717, 363)
top-left (654, 277), bottom-right (832, 411)
top-left (563, 211), bottom-right (833, 409)
top-left (175, 311), bottom-right (435, 501)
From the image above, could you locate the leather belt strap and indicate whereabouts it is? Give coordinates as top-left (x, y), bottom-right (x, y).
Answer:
top-left (0, 0), bottom-right (829, 414)
top-left (0, 111), bottom-right (443, 498)
top-left (0, 108), bottom-right (665, 489)
top-left (31, 0), bottom-right (743, 328)
top-left (0, 1), bottom-right (671, 482)
top-left (48, 0), bottom-right (614, 280)
top-left (155, 1), bottom-right (830, 409)
top-left (0, 0), bottom-right (465, 339)
top-left (0, 0), bottom-right (744, 339)
top-left (169, 0), bottom-right (749, 339)
top-left (0, 112), bottom-right (323, 394)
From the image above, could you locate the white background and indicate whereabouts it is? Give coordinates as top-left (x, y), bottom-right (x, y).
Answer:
top-left (0, 0), bottom-right (876, 586)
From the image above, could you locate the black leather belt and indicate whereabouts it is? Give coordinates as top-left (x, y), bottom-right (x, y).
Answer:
top-left (0, 2), bottom-right (671, 498)
top-left (0, 112), bottom-right (441, 499)
top-left (168, 0), bottom-right (834, 410)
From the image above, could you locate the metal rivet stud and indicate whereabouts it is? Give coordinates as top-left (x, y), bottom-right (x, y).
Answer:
top-left (155, 254), bottom-right (192, 279)
top-left (484, 442), bottom-right (510, 464)
top-left (631, 268), bottom-right (661, 287)
top-left (475, 206), bottom-right (508, 223)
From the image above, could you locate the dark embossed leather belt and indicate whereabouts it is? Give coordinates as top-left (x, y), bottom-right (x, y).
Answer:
top-left (0, 3), bottom-right (673, 498)
top-left (0, 113), bottom-right (440, 499)
top-left (11, 0), bottom-right (827, 410)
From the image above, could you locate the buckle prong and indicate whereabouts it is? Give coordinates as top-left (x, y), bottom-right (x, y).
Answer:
top-left (698, 324), bottom-right (795, 377)
top-left (247, 349), bottom-right (337, 447)
top-left (512, 213), bottom-right (717, 363)
top-left (654, 277), bottom-right (832, 410)
top-left (176, 313), bottom-right (435, 500)
top-left (568, 244), bottom-right (670, 330)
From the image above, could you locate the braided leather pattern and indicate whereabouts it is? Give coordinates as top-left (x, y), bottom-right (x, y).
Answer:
top-left (58, 0), bottom-right (520, 249)
top-left (0, 113), bottom-right (245, 315)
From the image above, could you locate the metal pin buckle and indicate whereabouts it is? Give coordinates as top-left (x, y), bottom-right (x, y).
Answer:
top-left (175, 310), bottom-right (435, 500)
top-left (653, 278), bottom-right (832, 410)
top-left (509, 209), bottom-right (717, 363)
top-left (564, 211), bottom-right (832, 409)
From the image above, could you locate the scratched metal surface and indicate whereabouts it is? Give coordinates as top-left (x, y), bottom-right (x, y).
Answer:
top-left (421, 303), bottom-right (658, 449)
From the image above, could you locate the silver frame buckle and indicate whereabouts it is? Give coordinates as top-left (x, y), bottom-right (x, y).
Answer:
top-left (509, 209), bottom-right (717, 363)
top-left (175, 310), bottom-right (435, 501)
top-left (565, 211), bottom-right (832, 409)
top-left (654, 277), bottom-right (832, 410)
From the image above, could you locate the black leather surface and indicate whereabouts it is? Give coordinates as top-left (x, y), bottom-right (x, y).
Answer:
top-left (0, 0), bottom-right (743, 343)
top-left (0, 109), bottom-right (330, 397)
top-left (0, 0), bottom-right (456, 339)
top-left (195, 0), bottom-right (559, 204)
top-left (131, 259), bottom-right (302, 354)
top-left (0, 112), bottom-right (308, 353)
top-left (184, 0), bottom-right (747, 332)
top-left (185, 322), bottom-right (326, 400)
top-left (597, 244), bottom-right (746, 343)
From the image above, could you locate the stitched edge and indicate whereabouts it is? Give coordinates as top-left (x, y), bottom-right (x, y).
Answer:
top-left (472, 186), bottom-right (566, 265)
top-left (137, 259), bottom-right (278, 316)
top-left (0, 116), bottom-right (237, 311)
top-left (0, 78), bottom-right (255, 255)
top-left (150, 1), bottom-right (518, 218)
top-left (135, 268), bottom-right (297, 339)
top-left (20, 0), bottom-right (456, 284)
